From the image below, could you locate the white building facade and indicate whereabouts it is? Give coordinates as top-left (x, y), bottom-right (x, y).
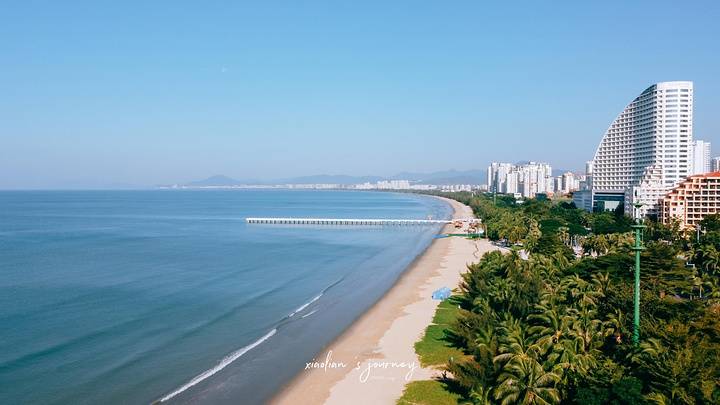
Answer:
top-left (575, 81), bottom-right (693, 217)
top-left (691, 140), bottom-right (711, 175)
top-left (712, 157), bottom-right (720, 172)
top-left (488, 162), bottom-right (553, 198)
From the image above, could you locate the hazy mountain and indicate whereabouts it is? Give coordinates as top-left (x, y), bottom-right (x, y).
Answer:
top-left (183, 175), bottom-right (265, 187)
top-left (275, 169), bottom-right (486, 184)
top-left (390, 169), bottom-right (486, 181)
top-left (419, 176), bottom-right (485, 185)
top-left (273, 174), bottom-right (385, 184)
top-left (552, 169), bottom-right (582, 177)
top-left (183, 169), bottom-right (493, 187)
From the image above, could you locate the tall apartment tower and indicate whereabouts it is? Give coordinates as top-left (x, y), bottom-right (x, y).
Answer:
top-left (712, 157), bottom-right (720, 172)
top-left (692, 140), bottom-right (711, 175)
top-left (487, 163), bottom-right (515, 193)
top-left (487, 162), bottom-right (553, 198)
top-left (575, 81), bottom-right (693, 217)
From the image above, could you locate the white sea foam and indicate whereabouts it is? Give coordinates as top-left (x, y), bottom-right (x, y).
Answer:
top-left (156, 329), bottom-right (277, 403)
top-left (300, 308), bottom-right (319, 318)
top-left (288, 293), bottom-right (322, 317)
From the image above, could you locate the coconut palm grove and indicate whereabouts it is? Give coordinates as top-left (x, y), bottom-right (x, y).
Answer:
top-left (409, 192), bottom-right (720, 405)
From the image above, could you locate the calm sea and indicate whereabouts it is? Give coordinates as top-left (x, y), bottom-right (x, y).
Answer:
top-left (0, 190), bottom-right (451, 404)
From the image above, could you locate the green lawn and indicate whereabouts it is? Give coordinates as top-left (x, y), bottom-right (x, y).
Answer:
top-left (414, 295), bottom-right (464, 367)
top-left (397, 380), bottom-right (463, 405)
top-left (432, 296), bottom-right (462, 324)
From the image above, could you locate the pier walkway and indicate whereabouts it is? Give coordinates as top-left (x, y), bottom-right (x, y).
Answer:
top-left (246, 218), bottom-right (479, 226)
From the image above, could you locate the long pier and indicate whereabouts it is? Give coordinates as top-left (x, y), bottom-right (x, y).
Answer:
top-left (246, 218), bottom-right (479, 226)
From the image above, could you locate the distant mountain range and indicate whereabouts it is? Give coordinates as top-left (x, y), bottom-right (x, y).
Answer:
top-left (179, 166), bottom-right (583, 188)
top-left (182, 169), bottom-right (489, 187)
top-left (183, 175), bottom-right (266, 187)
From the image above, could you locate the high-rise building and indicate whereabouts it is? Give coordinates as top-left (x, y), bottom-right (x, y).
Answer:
top-left (574, 81), bottom-right (693, 217)
top-left (691, 140), bottom-right (711, 175)
top-left (487, 163), bottom-right (515, 194)
top-left (562, 172), bottom-right (577, 193)
top-left (712, 157), bottom-right (720, 172)
top-left (487, 162), bottom-right (553, 198)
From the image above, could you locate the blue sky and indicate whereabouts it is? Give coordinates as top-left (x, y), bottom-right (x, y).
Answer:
top-left (2, 1), bottom-right (719, 188)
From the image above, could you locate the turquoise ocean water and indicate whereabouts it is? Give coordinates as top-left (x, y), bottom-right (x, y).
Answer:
top-left (0, 190), bottom-right (451, 404)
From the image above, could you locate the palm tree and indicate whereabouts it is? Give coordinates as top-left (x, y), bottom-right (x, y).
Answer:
top-left (580, 233), bottom-right (611, 256)
top-left (528, 300), bottom-right (572, 353)
top-left (562, 274), bottom-right (601, 310)
top-left (550, 251), bottom-right (571, 270)
top-left (690, 244), bottom-right (720, 276)
top-left (569, 304), bottom-right (602, 348)
top-left (494, 315), bottom-right (547, 366)
top-left (602, 309), bottom-right (628, 345)
top-left (508, 224), bottom-right (527, 245)
top-left (595, 234), bottom-right (610, 256)
top-left (591, 272), bottom-right (612, 296)
top-left (645, 393), bottom-right (672, 405)
top-left (606, 232), bottom-right (633, 253)
top-left (469, 386), bottom-right (493, 405)
top-left (581, 234), bottom-right (596, 256)
top-left (489, 278), bottom-right (513, 307)
top-left (494, 329), bottom-right (545, 368)
top-left (545, 335), bottom-right (597, 386)
top-left (494, 356), bottom-right (561, 405)
top-left (556, 227), bottom-right (570, 246)
top-left (703, 244), bottom-right (720, 275)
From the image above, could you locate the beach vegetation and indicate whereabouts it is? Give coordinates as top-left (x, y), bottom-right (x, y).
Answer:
top-left (397, 380), bottom-right (465, 405)
top-left (415, 296), bottom-right (465, 367)
top-left (417, 192), bottom-right (720, 404)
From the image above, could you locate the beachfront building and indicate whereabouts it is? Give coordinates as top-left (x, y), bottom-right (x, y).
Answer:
top-left (487, 162), bottom-right (553, 198)
top-left (376, 180), bottom-right (411, 189)
top-left (712, 157), bottom-right (720, 172)
top-left (659, 171), bottom-right (720, 230)
top-left (574, 81), bottom-right (694, 217)
top-left (692, 140), bottom-right (711, 175)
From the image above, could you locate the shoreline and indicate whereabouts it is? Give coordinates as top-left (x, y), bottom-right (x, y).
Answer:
top-left (272, 196), bottom-right (495, 404)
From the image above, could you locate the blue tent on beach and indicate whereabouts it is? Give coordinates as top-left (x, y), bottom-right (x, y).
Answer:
top-left (432, 286), bottom-right (452, 300)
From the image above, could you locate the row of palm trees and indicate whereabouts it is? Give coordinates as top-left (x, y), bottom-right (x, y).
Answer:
top-left (449, 250), bottom-right (633, 404)
top-left (440, 193), bottom-right (720, 403)
top-left (447, 245), bottom-right (720, 404)
top-left (579, 232), bottom-right (633, 257)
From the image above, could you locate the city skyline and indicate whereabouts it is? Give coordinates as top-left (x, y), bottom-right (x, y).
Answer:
top-left (2, 2), bottom-right (720, 189)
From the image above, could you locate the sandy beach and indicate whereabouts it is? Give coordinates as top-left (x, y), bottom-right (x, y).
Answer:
top-left (272, 197), bottom-right (498, 405)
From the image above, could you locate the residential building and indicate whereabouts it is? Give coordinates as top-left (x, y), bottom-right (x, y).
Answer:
top-left (712, 157), bottom-right (720, 172)
top-left (487, 163), bottom-right (515, 194)
top-left (691, 140), bottom-right (711, 175)
top-left (574, 81), bottom-right (693, 217)
top-left (376, 180), bottom-right (411, 189)
top-left (487, 162), bottom-right (553, 198)
top-left (660, 171), bottom-right (720, 230)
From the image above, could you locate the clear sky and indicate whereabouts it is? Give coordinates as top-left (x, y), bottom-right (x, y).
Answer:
top-left (2, 1), bottom-right (719, 188)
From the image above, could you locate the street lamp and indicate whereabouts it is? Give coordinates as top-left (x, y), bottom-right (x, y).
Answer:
top-left (630, 201), bottom-right (646, 347)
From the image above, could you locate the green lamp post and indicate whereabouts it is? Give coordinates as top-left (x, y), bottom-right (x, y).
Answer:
top-left (630, 201), bottom-right (646, 346)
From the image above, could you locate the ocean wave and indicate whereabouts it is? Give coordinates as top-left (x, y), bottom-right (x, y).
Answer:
top-left (286, 277), bottom-right (345, 319)
top-left (288, 293), bottom-right (322, 317)
top-left (300, 308), bottom-right (319, 318)
top-left (154, 328), bottom-right (277, 404)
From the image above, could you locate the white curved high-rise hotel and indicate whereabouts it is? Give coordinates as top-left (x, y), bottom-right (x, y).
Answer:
top-left (575, 81), bottom-right (693, 217)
